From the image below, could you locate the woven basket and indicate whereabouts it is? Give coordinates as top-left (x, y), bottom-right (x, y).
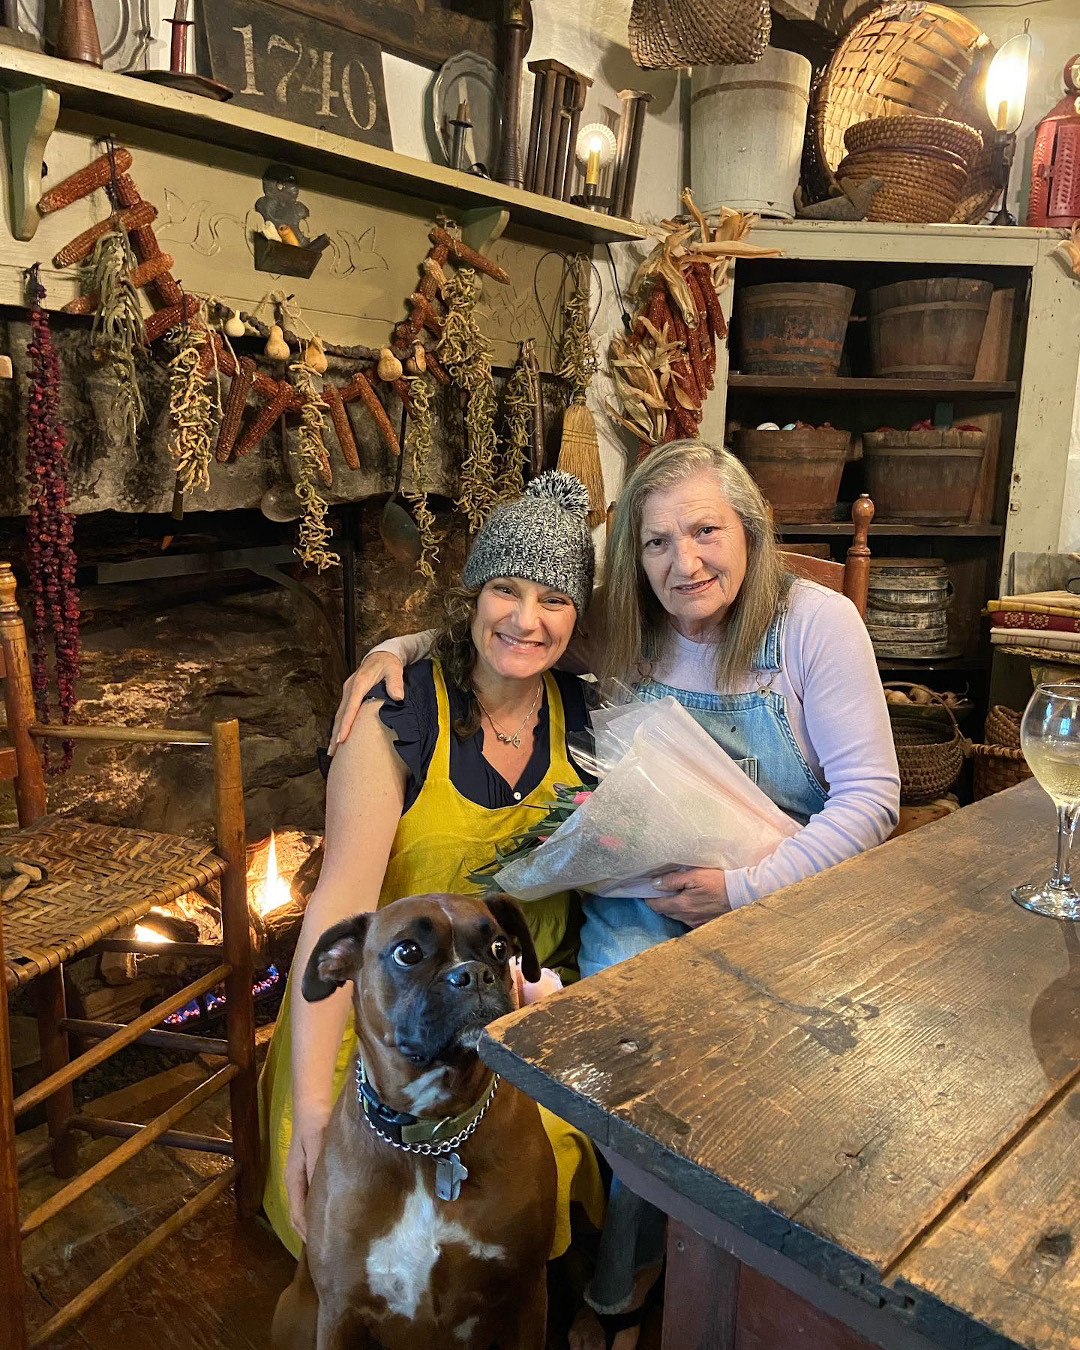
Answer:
top-left (629, 0), bottom-right (769, 69)
top-left (886, 683), bottom-right (965, 803)
top-left (807, 1), bottom-right (998, 223)
top-left (970, 705), bottom-right (1032, 800)
top-left (836, 140), bottom-right (970, 222)
top-left (844, 114), bottom-right (983, 161)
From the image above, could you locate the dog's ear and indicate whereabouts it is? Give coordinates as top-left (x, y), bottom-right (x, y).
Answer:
top-left (301, 915), bottom-right (370, 1002)
top-left (484, 894), bottom-right (541, 984)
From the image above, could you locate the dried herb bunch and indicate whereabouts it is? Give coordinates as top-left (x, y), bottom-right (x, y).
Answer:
top-left (499, 354), bottom-right (531, 501)
top-left (26, 271), bottom-right (81, 772)
top-left (291, 362), bottom-right (339, 571)
top-left (166, 324), bottom-right (214, 493)
top-left (557, 254), bottom-right (599, 397)
top-left (87, 229), bottom-right (146, 453)
top-left (403, 373), bottom-right (439, 584)
top-left (439, 267), bottom-right (499, 531)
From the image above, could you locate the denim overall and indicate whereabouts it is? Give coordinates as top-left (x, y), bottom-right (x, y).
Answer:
top-left (579, 607), bottom-right (827, 979)
top-left (580, 609), bottom-right (829, 1315)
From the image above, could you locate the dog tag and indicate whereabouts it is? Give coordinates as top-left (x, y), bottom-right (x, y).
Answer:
top-left (435, 1151), bottom-right (469, 1201)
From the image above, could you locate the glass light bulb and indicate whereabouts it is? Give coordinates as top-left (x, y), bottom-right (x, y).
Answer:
top-left (985, 31), bottom-right (1031, 134)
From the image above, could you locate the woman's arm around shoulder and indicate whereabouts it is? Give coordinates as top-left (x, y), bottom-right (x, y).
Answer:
top-left (726, 585), bottom-right (900, 908)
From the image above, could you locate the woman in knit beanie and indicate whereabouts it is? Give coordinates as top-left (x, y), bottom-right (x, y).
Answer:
top-left (261, 470), bottom-right (604, 1267)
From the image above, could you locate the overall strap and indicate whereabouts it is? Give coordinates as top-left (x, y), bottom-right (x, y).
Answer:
top-left (751, 609), bottom-right (785, 673)
top-left (430, 660), bottom-right (453, 780)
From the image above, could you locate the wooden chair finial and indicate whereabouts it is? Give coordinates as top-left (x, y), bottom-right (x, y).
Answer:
top-left (0, 562), bottom-right (18, 619)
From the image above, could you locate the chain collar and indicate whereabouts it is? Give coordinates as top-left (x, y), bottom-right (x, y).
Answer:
top-left (354, 1059), bottom-right (500, 1157)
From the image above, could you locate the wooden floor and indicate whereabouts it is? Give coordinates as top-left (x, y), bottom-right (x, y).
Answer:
top-left (17, 1056), bottom-right (662, 1349)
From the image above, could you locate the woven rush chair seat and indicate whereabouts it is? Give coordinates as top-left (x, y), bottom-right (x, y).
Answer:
top-left (2, 819), bottom-right (226, 990)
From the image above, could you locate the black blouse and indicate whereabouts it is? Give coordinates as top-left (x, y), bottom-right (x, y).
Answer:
top-left (370, 660), bottom-right (592, 813)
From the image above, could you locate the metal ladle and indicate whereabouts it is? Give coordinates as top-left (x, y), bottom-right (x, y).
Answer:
top-left (380, 408), bottom-right (421, 565)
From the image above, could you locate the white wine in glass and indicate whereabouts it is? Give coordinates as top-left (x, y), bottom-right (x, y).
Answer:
top-left (1013, 682), bottom-right (1080, 919)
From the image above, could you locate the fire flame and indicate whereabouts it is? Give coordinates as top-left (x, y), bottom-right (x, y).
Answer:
top-left (253, 830), bottom-right (292, 918)
top-left (134, 924), bottom-right (169, 945)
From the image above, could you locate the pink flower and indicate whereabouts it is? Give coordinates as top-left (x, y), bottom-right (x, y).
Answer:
top-left (536, 835), bottom-right (549, 843)
top-left (572, 791), bottom-right (591, 806)
top-left (598, 834), bottom-right (622, 850)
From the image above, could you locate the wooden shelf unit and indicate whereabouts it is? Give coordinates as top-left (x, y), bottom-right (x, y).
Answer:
top-left (727, 375), bottom-right (1018, 399)
top-left (780, 523), bottom-right (1004, 538)
top-left (0, 44), bottom-right (647, 246)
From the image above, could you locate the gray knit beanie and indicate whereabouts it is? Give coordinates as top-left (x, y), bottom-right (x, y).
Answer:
top-left (462, 471), bottom-right (595, 614)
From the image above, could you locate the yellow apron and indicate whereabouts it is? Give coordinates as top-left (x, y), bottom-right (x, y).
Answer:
top-left (260, 661), bottom-right (603, 1260)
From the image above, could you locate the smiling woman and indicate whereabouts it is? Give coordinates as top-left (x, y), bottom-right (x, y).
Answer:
top-left (258, 471), bottom-right (605, 1273)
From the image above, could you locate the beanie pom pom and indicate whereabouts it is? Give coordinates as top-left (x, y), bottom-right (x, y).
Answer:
top-left (526, 470), bottom-right (590, 520)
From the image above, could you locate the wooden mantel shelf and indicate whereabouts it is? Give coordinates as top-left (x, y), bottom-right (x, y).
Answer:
top-left (0, 43), bottom-right (648, 247)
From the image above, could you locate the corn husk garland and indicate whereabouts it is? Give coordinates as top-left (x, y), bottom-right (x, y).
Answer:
top-left (88, 229), bottom-right (146, 454)
top-left (608, 188), bottom-right (780, 453)
top-left (403, 372), bottom-right (440, 584)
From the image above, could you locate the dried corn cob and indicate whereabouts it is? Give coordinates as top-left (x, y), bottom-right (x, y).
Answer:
top-left (429, 226), bottom-right (510, 284)
top-left (53, 201), bottom-right (156, 269)
top-left (39, 148), bottom-right (134, 214)
top-left (195, 330), bottom-right (238, 381)
top-left (144, 295), bottom-right (201, 344)
top-left (424, 351), bottom-right (450, 386)
top-left (323, 379), bottom-right (361, 471)
top-left (110, 173), bottom-right (142, 208)
top-left (418, 243), bottom-right (450, 301)
top-left (61, 253), bottom-right (175, 314)
top-left (342, 370), bottom-right (400, 457)
top-left (215, 357), bottom-right (256, 462)
top-left (235, 381), bottom-right (293, 457)
top-left (690, 262), bottom-right (727, 342)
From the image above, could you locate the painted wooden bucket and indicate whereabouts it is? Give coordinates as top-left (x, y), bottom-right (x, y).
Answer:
top-left (731, 427), bottom-right (850, 523)
top-left (863, 429), bottom-right (986, 524)
top-left (867, 558), bottom-right (952, 659)
top-left (868, 277), bottom-right (993, 380)
top-left (690, 48), bottom-right (813, 219)
top-left (737, 282), bottom-right (855, 376)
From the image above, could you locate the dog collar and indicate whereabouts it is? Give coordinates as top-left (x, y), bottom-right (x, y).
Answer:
top-left (354, 1059), bottom-right (500, 1155)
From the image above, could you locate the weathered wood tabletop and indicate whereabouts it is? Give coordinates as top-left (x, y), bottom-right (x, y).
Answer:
top-left (482, 779), bottom-right (1080, 1350)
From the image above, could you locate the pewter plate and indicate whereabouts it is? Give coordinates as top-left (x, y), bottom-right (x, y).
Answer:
top-left (431, 51), bottom-right (502, 176)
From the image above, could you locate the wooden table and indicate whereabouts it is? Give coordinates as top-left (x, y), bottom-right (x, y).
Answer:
top-left (482, 780), bottom-right (1080, 1350)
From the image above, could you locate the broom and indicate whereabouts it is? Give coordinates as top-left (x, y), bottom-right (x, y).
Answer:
top-left (556, 256), bottom-right (606, 528)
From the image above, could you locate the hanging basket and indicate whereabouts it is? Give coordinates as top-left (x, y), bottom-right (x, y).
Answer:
top-left (806, 1), bottom-right (998, 223)
top-left (629, 0), bottom-right (770, 70)
top-left (969, 706), bottom-right (1032, 800)
top-left (885, 682), bottom-right (965, 803)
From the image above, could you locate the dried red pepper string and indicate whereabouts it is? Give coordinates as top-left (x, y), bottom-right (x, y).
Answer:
top-left (25, 264), bottom-right (81, 772)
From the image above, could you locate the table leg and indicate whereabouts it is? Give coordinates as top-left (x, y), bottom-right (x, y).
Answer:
top-left (662, 1219), bottom-right (739, 1350)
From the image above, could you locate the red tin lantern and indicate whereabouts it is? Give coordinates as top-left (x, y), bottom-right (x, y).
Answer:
top-left (1027, 55), bottom-right (1080, 227)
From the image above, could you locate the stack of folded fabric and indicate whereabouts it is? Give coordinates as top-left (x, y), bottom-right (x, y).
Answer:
top-left (987, 590), bottom-right (1080, 658)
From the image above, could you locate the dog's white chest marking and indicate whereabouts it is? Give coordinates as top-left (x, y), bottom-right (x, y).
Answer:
top-left (400, 1066), bottom-right (452, 1115)
top-left (365, 1178), bottom-right (505, 1320)
top-left (455, 1315), bottom-right (480, 1342)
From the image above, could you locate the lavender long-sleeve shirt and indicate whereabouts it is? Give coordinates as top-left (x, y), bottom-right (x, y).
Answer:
top-left (369, 578), bottom-right (900, 907)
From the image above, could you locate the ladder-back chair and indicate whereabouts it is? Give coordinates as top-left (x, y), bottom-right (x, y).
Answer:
top-left (779, 494), bottom-right (874, 620)
top-left (0, 563), bottom-right (258, 1350)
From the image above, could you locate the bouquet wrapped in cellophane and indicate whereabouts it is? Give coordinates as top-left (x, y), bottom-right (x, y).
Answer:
top-left (471, 695), bottom-right (798, 902)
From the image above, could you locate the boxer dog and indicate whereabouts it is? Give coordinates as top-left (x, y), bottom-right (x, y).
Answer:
top-left (271, 893), bottom-right (556, 1350)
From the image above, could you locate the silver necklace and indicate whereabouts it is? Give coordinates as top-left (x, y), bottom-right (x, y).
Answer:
top-left (473, 681), bottom-right (543, 749)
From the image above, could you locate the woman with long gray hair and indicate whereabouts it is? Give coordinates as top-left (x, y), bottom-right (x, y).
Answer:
top-left (330, 440), bottom-right (899, 1346)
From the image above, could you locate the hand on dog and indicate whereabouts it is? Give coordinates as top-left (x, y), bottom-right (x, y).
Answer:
top-left (285, 1101), bottom-right (332, 1239)
top-left (511, 957), bottom-right (563, 1008)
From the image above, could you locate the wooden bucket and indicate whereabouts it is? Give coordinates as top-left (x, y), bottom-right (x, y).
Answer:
top-left (690, 49), bottom-right (812, 219)
top-left (732, 427), bottom-right (849, 523)
top-left (867, 558), bottom-right (952, 659)
top-left (868, 277), bottom-right (993, 379)
top-left (863, 429), bottom-right (986, 523)
top-left (737, 282), bottom-right (855, 376)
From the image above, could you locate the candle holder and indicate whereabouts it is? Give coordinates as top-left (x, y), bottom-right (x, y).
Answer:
top-left (131, 0), bottom-right (233, 100)
top-left (570, 182), bottom-right (612, 213)
top-left (983, 22), bottom-right (1031, 227)
top-left (524, 60), bottom-right (592, 200)
top-left (572, 122), bottom-right (616, 208)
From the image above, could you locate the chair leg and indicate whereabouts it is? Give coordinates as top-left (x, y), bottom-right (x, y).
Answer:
top-left (34, 966), bottom-right (78, 1179)
top-left (2, 985), bottom-right (30, 1347)
top-left (212, 720), bottom-right (260, 1218)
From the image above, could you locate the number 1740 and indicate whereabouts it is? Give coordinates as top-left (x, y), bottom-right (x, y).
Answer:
top-left (232, 24), bottom-right (378, 132)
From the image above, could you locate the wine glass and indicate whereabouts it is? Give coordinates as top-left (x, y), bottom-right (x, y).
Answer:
top-left (1013, 682), bottom-right (1080, 919)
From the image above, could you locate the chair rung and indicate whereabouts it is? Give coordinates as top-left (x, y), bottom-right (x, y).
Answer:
top-left (13, 963), bottom-right (230, 1117)
top-left (94, 939), bottom-right (225, 959)
top-left (21, 1063), bottom-right (238, 1236)
top-left (69, 1114), bottom-right (234, 1156)
top-left (28, 1165), bottom-right (237, 1348)
top-left (32, 723), bottom-right (213, 746)
top-left (61, 1017), bottom-right (229, 1058)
